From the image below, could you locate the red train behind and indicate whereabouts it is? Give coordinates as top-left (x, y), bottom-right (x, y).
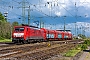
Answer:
top-left (12, 25), bottom-right (72, 43)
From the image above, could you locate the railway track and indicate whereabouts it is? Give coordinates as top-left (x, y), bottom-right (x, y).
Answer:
top-left (1, 43), bottom-right (76, 60)
top-left (0, 39), bottom-right (83, 54)
top-left (0, 39), bottom-right (84, 60)
top-left (0, 43), bottom-right (48, 57)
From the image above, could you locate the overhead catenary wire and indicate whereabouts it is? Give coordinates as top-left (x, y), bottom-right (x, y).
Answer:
top-left (0, 1), bottom-right (23, 23)
top-left (0, 0), bottom-right (84, 18)
top-left (1, 0), bottom-right (90, 24)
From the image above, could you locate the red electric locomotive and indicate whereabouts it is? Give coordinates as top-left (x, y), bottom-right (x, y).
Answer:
top-left (12, 25), bottom-right (72, 43)
top-left (12, 25), bottom-right (44, 43)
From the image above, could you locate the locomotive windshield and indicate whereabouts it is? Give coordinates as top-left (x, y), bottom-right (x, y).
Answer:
top-left (15, 27), bottom-right (24, 31)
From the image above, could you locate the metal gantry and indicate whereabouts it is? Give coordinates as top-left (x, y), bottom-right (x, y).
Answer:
top-left (22, 0), bottom-right (25, 24)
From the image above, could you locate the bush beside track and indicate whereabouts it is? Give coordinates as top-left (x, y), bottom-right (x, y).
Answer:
top-left (64, 39), bottom-right (90, 57)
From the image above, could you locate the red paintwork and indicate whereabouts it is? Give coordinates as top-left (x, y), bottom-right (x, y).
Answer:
top-left (41, 28), bottom-right (72, 41)
top-left (41, 28), bottom-right (56, 40)
top-left (12, 26), bottom-right (25, 39)
top-left (12, 26), bottom-right (44, 41)
top-left (55, 31), bottom-right (64, 40)
top-left (12, 26), bottom-right (72, 43)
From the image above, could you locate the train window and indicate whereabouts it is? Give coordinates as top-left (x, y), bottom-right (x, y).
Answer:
top-left (51, 34), bottom-right (54, 38)
top-left (47, 34), bottom-right (54, 38)
top-left (47, 34), bottom-right (49, 38)
top-left (64, 35), bottom-right (68, 38)
top-left (15, 27), bottom-right (24, 31)
top-left (58, 34), bottom-right (62, 38)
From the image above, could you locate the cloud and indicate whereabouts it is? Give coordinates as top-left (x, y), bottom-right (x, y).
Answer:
top-left (55, 11), bottom-right (61, 16)
top-left (1, 0), bottom-right (90, 18)
top-left (39, 0), bottom-right (90, 17)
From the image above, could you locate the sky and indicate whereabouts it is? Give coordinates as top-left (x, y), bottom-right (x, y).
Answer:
top-left (0, 0), bottom-right (90, 37)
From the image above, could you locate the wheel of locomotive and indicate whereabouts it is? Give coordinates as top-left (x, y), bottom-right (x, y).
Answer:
top-left (38, 39), bottom-right (41, 43)
top-left (13, 41), bottom-right (16, 44)
top-left (22, 40), bottom-right (28, 44)
top-left (27, 40), bottom-right (31, 44)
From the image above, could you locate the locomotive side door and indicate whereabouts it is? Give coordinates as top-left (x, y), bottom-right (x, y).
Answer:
top-left (26, 28), bottom-right (30, 40)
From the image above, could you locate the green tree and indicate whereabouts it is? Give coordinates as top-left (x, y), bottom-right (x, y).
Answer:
top-left (0, 12), bottom-right (7, 39)
top-left (78, 34), bottom-right (86, 39)
top-left (12, 21), bottom-right (19, 26)
top-left (0, 12), bottom-right (18, 39)
top-left (0, 12), bottom-right (20, 39)
top-left (0, 12), bottom-right (6, 23)
top-left (12, 21), bottom-right (19, 30)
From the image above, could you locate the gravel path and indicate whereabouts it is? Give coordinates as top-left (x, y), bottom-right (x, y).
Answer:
top-left (78, 47), bottom-right (90, 60)
top-left (78, 52), bottom-right (88, 60)
top-left (45, 46), bottom-right (90, 60)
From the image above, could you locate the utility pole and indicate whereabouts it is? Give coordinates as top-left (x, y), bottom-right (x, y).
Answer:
top-left (40, 18), bottom-right (44, 28)
top-left (77, 25), bottom-right (78, 36)
top-left (22, 0), bottom-right (25, 24)
top-left (27, 6), bottom-right (33, 25)
top-left (28, 6), bottom-right (30, 25)
top-left (63, 16), bottom-right (66, 31)
top-left (19, 0), bottom-right (32, 25)
top-left (42, 22), bottom-right (44, 28)
top-left (75, 22), bottom-right (76, 36)
top-left (40, 17), bottom-right (42, 28)
top-left (75, 2), bottom-right (77, 36)
top-left (39, 17), bottom-right (43, 28)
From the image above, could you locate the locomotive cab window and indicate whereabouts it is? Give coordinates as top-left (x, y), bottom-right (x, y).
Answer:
top-left (15, 27), bottom-right (24, 31)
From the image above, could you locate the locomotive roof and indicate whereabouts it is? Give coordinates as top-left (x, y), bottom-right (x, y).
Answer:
top-left (22, 24), bottom-right (39, 28)
top-left (56, 30), bottom-right (71, 32)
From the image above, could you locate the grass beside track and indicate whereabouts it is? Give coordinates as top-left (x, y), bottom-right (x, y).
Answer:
top-left (0, 39), bottom-right (12, 42)
top-left (64, 49), bottom-right (81, 57)
top-left (64, 40), bottom-right (90, 57)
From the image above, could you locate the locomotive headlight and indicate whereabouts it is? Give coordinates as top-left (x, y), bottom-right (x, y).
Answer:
top-left (13, 33), bottom-right (16, 37)
top-left (21, 33), bottom-right (24, 37)
top-left (13, 33), bottom-right (24, 37)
